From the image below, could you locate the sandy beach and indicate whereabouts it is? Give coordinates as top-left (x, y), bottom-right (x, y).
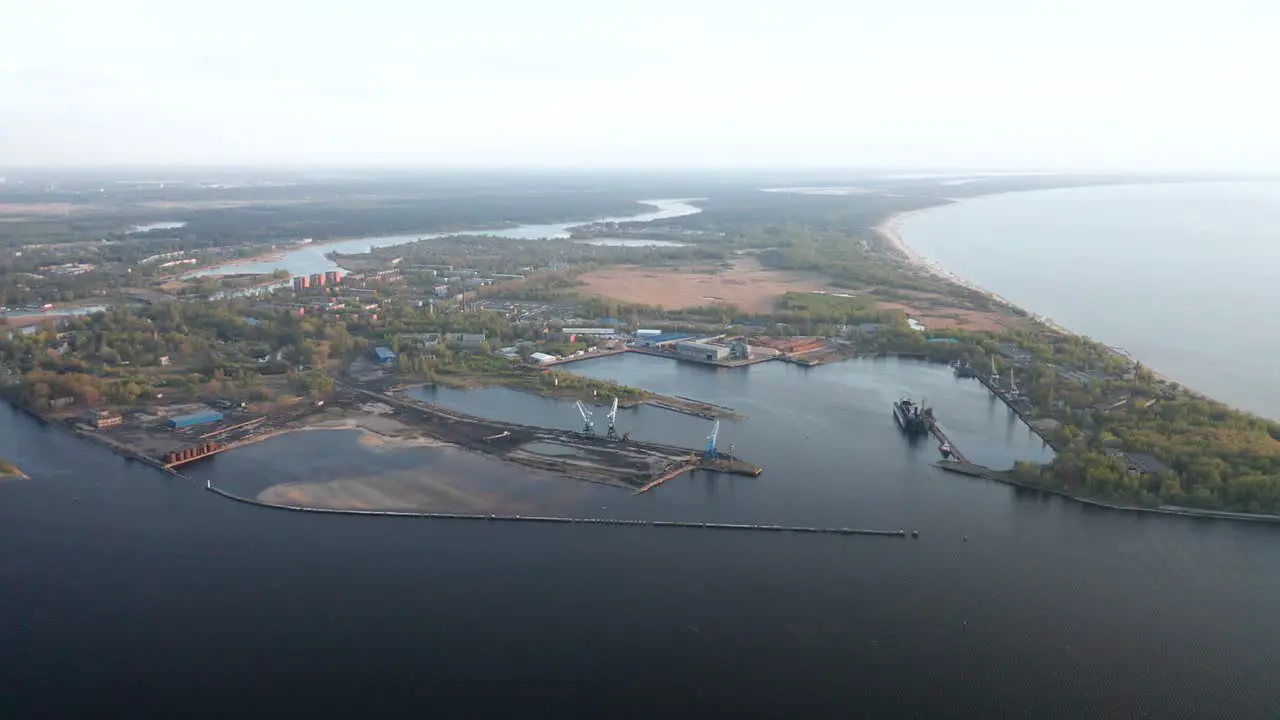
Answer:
top-left (874, 208), bottom-right (1031, 318)
top-left (873, 207), bottom-right (1194, 393)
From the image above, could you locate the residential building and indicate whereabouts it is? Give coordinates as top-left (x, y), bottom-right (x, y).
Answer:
top-left (324, 270), bottom-right (341, 286)
top-left (309, 273), bottom-right (325, 288)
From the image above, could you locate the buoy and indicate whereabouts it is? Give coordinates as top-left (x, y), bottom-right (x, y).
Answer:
top-left (963, 535), bottom-right (968, 542)
top-left (912, 529), bottom-right (919, 538)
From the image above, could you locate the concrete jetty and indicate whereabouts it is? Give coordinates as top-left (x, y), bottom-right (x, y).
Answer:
top-left (205, 482), bottom-right (906, 537)
top-left (928, 421), bottom-right (966, 463)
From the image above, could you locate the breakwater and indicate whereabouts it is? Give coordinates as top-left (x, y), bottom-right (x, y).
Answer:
top-left (204, 481), bottom-right (908, 537)
top-left (934, 460), bottom-right (1280, 524)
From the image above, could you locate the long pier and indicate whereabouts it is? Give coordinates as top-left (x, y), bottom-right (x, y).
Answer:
top-left (928, 421), bottom-right (966, 463)
top-left (974, 374), bottom-right (1060, 450)
top-left (205, 482), bottom-right (907, 537)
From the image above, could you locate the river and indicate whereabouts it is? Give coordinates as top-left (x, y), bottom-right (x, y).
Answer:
top-left (3, 354), bottom-right (1278, 717)
top-left (899, 181), bottom-right (1280, 418)
top-left (193, 198), bottom-right (702, 278)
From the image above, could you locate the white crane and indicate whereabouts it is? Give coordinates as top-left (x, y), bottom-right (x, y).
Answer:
top-left (606, 397), bottom-right (620, 439)
top-left (575, 400), bottom-right (594, 434)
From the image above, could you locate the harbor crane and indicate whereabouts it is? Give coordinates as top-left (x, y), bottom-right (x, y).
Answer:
top-left (606, 397), bottom-right (620, 440)
top-left (575, 401), bottom-right (594, 434)
top-left (704, 419), bottom-right (720, 460)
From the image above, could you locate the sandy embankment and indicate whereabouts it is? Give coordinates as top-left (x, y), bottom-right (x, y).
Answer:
top-left (299, 414), bottom-right (452, 449)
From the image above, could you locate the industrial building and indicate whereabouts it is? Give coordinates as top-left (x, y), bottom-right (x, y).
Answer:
top-left (637, 333), bottom-right (693, 347)
top-left (443, 332), bottom-right (486, 348)
top-left (676, 341), bottom-right (730, 362)
top-left (527, 352), bottom-right (557, 364)
top-left (373, 346), bottom-right (398, 365)
top-left (558, 328), bottom-right (618, 343)
top-left (168, 410), bottom-right (224, 429)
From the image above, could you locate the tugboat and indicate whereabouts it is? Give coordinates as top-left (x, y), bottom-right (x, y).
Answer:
top-left (939, 442), bottom-right (954, 458)
top-left (893, 398), bottom-right (933, 436)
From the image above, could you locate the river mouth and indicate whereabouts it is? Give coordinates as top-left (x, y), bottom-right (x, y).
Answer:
top-left (191, 198), bottom-right (702, 278)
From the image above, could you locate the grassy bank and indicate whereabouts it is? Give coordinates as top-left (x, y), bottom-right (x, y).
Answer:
top-left (423, 353), bottom-right (649, 405)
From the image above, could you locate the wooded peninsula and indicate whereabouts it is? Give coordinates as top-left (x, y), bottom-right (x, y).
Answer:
top-left (3, 171), bottom-right (1277, 515)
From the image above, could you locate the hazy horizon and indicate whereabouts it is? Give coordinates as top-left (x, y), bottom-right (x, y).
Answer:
top-left (3, 0), bottom-right (1275, 171)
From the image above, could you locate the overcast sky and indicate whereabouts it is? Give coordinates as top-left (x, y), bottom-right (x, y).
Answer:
top-left (2, 0), bottom-right (1275, 170)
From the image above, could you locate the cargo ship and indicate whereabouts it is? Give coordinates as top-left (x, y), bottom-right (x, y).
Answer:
top-left (893, 398), bottom-right (933, 435)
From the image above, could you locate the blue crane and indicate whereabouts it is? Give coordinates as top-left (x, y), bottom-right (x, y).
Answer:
top-left (704, 419), bottom-right (720, 460)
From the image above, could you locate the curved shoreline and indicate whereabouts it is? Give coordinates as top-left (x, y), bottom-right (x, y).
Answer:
top-left (873, 200), bottom-right (1201, 394)
top-left (874, 205), bottom-right (1031, 319)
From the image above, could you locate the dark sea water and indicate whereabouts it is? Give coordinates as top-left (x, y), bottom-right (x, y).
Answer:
top-left (900, 181), bottom-right (1280, 418)
top-left (3, 356), bottom-right (1280, 718)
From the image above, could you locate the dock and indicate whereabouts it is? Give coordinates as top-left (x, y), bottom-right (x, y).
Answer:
top-left (928, 421), bottom-right (966, 463)
top-left (163, 441), bottom-right (234, 469)
top-left (974, 374), bottom-right (1060, 450)
top-left (633, 458), bottom-right (698, 494)
top-left (934, 459), bottom-right (1003, 480)
top-left (632, 453), bottom-right (763, 494)
top-left (347, 385), bottom-right (762, 489)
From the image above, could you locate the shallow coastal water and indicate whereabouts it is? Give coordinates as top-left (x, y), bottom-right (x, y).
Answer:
top-left (3, 356), bottom-right (1280, 717)
top-left (899, 181), bottom-right (1280, 418)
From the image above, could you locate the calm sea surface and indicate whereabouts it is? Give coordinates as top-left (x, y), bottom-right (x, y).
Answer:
top-left (900, 182), bottom-right (1280, 418)
top-left (3, 354), bottom-right (1279, 717)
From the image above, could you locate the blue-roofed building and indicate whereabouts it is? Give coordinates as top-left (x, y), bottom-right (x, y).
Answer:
top-left (637, 333), bottom-right (693, 348)
top-left (373, 346), bottom-right (398, 365)
top-left (927, 338), bottom-right (960, 344)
